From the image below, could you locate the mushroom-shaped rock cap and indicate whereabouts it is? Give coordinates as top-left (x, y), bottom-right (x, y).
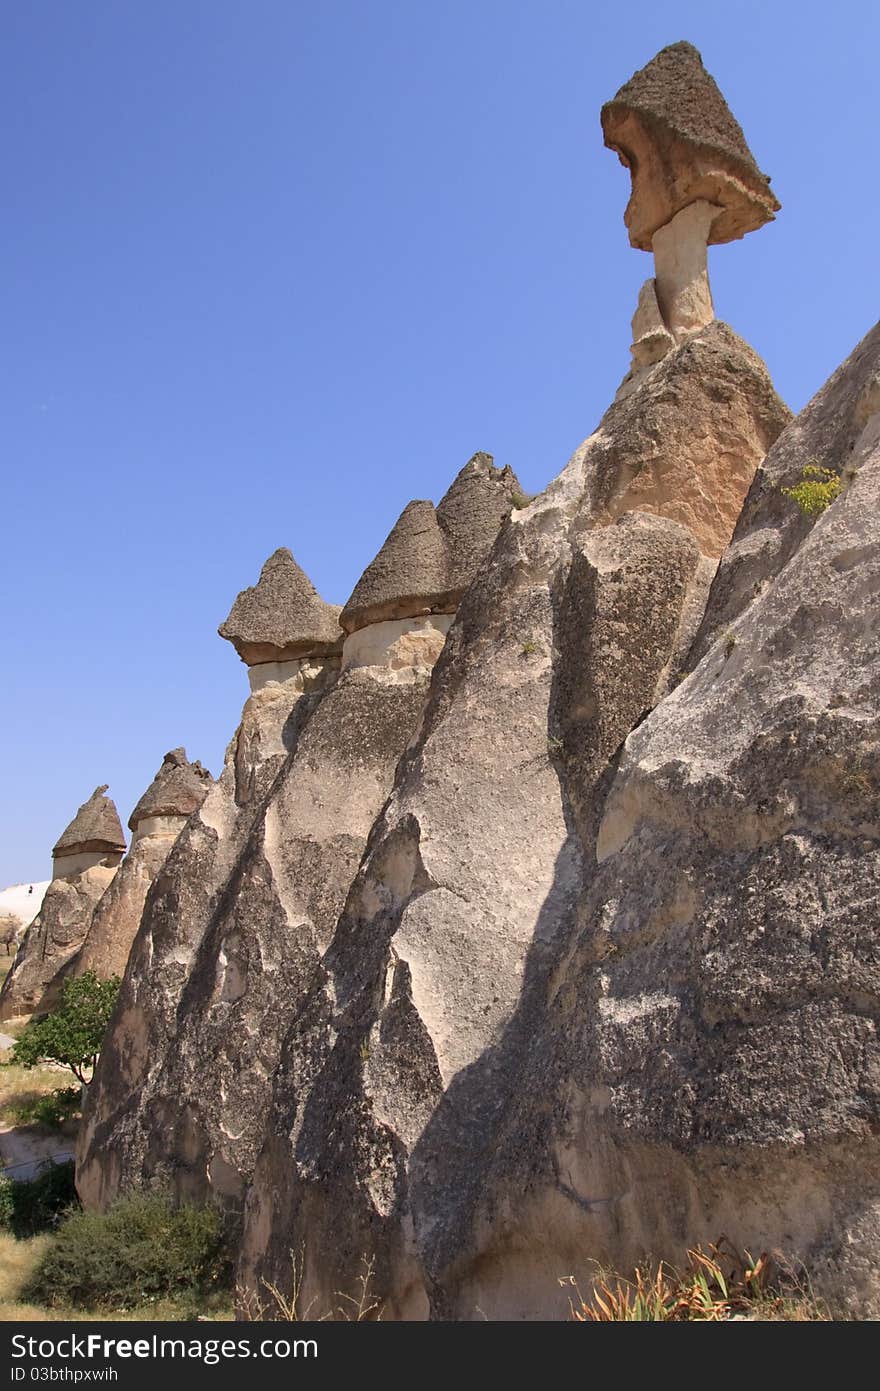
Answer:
top-left (219, 548), bottom-right (342, 665)
top-left (340, 453), bottom-right (523, 634)
top-left (436, 452), bottom-right (523, 590)
top-left (127, 749), bottom-right (213, 831)
top-left (52, 786), bottom-right (126, 857)
top-left (601, 41), bottom-right (779, 249)
top-left (340, 500), bottom-right (450, 635)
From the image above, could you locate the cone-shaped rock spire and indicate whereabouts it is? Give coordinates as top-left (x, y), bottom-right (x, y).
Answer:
top-left (219, 548), bottom-right (342, 665)
top-left (601, 40), bottom-right (779, 250)
top-left (52, 786), bottom-right (126, 858)
top-left (127, 749), bottom-right (213, 832)
top-left (340, 454), bottom-right (523, 634)
top-left (340, 500), bottom-right (450, 634)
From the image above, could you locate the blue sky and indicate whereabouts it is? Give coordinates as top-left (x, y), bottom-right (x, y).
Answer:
top-left (2, 1), bottom-right (877, 884)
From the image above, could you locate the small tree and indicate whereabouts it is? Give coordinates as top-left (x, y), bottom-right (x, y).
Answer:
top-left (10, 972), bottom-right (121, 1085)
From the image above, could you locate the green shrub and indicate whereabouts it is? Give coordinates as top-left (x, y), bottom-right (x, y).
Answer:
top-left (0, 1161), bottom-right (78, 1237)
top-left (12, 1086), bottom-right (81, 1130)
top-left (11, 972), bottom-right (120, 1084)
top-left (781, 463), bottom-right (842, 518)
top-left (24, 1192), bottom-right (231, 1310)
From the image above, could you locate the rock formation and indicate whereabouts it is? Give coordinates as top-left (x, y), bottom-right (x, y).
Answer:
top-left (78, 456), bottom-right (522, 1217)
top-left (404, 321), bottom-right (878, 1319)
top-left (602, 41), bottom-right (779, 387)
top-left (237, 319), bottom-right (789, 1317)
top-left (219, 548), bottom-right (342, 669)
top-left (73, 750), bottom-right (213, 982)
top-left (0, 788), bottom-right (125, 1021)
top-left (74, 41), bottom-right (880, 1321)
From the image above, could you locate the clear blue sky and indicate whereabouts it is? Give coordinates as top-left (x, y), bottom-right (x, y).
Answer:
top-left (2, 1), bottom-right (877, 884)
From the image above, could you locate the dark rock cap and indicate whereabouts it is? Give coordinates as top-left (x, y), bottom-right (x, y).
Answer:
top-left (128, 749), bottom-right (213, 831)
top-left (219, 548), bottom-right (342, 665)
top-left (52, 786), bottom-right (126, 857)
top-left (340, 454), bottom-right (523, 634)
top-left (601, 41), bottom-right (780, 249)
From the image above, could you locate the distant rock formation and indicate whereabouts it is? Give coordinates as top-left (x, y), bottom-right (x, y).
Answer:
top-left (0, 882), bottom-right (50, 955)
top-left (79, 469), bottom-right (520, 1215)
top-left (73, 751), bottom-right (213, 982)
top-left (0, 788), bottom-right (125, 1021)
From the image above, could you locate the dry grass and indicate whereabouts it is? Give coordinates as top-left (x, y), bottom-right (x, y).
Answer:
top-left (562, 1241), bottom-right (829, 1322)
top-left (246, 1249), bottom-right (383, 1321)
top-left (0, 1054), bottom-right (65, 1128)
top-left (0, 1233), bottom-right (233, 1323)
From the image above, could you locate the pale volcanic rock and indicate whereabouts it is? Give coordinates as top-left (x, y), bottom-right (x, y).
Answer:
top-left (77, 552), bottom-right (343, 1210)
top-left (601, 40), bottom-right (779, 251)
top-left (78, 459), bottom-right (519, 1218)
top-left (582, 320), bottom-right (789, 558)
top-left (218, 548), bottom-right (342, 666)
top-left (460, 365), bottom-right (880, 1320)
top-left (73, 752), bottom-right (213, 982)
top-left (236, 321), bottom-right (787, 1319)
top-left (690, 318), bottom-right (880, 663)
top-left (0, 788), bottom-right (126, 1022)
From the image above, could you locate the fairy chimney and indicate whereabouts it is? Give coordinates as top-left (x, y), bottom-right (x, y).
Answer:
top-left (219, 548), bottom-right (343, 693)
top-left (339, 453), bottom-right (522, 670)
top-left (127, 748), bottom-right (212, 843)
top-left (51, 786), bottom-right (126, 878)
top-left (602, 41), bottom-right (779, 357)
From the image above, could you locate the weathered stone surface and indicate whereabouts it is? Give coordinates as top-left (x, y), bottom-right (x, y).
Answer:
top-left (236, 322), bottom-right (786, 1319)
top-left (690, 318), bottom-right (880, 663)
top-left (71, 752), bottom-right (213, 983)
top-left (340, 455), bottom-right (522, 633)
top-left (582, 320), bottom-right (789, 556)
top-left (127, 749), bottom-right (212, 832)
top-left (219, 548), bottom-right (342, 665)
top-left (0, 865), bottom-right (119, 1021)
top-left (52, 787), bottom-right (126, 859)
top-left (602, 41), bottom-right (779, 250)
top-left (78, 451), bottom-right (532, 1216)
top-left (78, 662), bottom-right (433, 1213)
top-left (447, 396), bottom-right (880, 1320)
top-left (651, 200), bottom-right (717, 338)
top-left (76, 644), bottom-right (338, 1211)
top-left (0, 788), bottom-right (126, 1020)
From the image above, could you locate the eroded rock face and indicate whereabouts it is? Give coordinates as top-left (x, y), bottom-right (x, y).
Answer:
top-left (72, 752), bottom-right (213, 982)
top-left (78, 464), bottom-right (522, 1220)
top-left (447, 376), bottom-right (880, 1320)
top-left (575, 320), bottom-right (789, 556)
top-left (0, 865), bottom-right (119, 1021)
top-left (76, 656), bottom-right (336, 1212)
top-left (0, 787), bottom-right (126, 1021)
top-left (690, 319), bottom-right (880, 662)
top-left (236, 321), bottom-right (789, 1319)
